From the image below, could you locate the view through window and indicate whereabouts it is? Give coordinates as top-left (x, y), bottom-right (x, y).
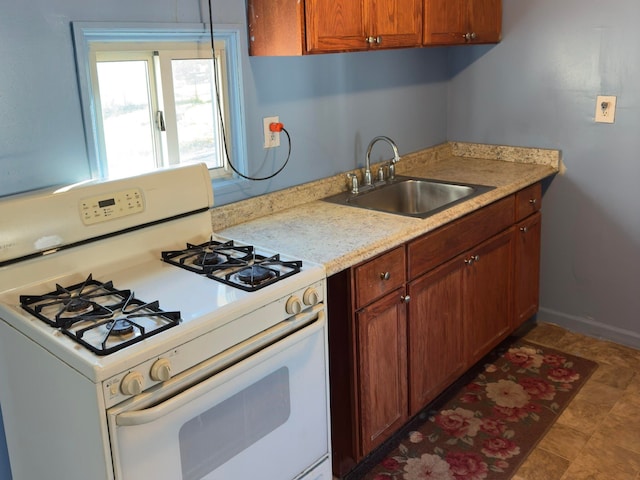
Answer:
top-left (73, 24), bottom-right (245, 180)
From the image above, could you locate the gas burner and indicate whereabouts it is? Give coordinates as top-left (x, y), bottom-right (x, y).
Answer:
top-left (236, 265), bottom-right (277, 286)
top-left (162, 240), bottom-right (253, 274)
top-left (64, 298), bottom-right (94, 315)
top-left (20, 275), bottom-right (181, 355)
top-left (163, 240), bottom-right (303, 292)
top-left (194, 252), bottom-right (226, 267)
top-left (106, 318), bottom-right (135, 336)
top-left (216, 254), bottom-right (303, 292)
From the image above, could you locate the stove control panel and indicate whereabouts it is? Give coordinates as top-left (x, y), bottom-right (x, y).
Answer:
top-left (80, 188), bottom-right (144, 225)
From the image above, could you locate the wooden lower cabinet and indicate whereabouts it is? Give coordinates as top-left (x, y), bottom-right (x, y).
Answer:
top-left (514, 211), bottom-right (541, 327)
top-left (408, 228), bottom-right (513, 413)
top-left (327, 183), bottom-right (543, 478)
top-left (407, 259), bottom-right (464, 415)
top-left (327, 249), bottom-right (407, 477)
top-left (356, 288), bottom-right (408, 455)
top-left (463, 228), bottom-right (514, 365)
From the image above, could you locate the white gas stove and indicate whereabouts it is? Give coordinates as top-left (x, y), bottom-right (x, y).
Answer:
top-left (0, 164), bottom-right (331, 480)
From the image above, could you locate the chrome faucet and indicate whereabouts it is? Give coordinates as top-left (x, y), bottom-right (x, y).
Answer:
top-left (364, 136), bottom-right (401, 186)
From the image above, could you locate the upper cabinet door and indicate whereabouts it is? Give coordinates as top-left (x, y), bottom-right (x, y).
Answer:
top-left (305, 0), bottom-right (369, 53)
top-left (424, 0), bottom-right (501, 45)
top-left (468, 0), bottom-right (502, 44)
top-left (369, 0), bottom-right (423, 49)
top-left (423, 0), bottom-right (467, 45)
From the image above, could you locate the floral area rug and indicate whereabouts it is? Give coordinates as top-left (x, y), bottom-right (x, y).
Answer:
top-left (359, 340), bottom-right (598, 480)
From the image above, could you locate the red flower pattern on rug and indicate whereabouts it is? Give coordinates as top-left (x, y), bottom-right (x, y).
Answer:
top-left (361, 342), bottom-right (597, 480)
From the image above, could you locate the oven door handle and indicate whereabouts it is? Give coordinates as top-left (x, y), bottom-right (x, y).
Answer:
top-left (114, 306), bottom-right (325, 427)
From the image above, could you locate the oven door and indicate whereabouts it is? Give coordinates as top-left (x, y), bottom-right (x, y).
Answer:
top-left (107, 306), bottom-right (330, 480)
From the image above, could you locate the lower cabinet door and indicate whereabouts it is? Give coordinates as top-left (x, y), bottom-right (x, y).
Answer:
top-left (514, 212), bottom-right (541, 327)
top-left (464, 228), bottom-right (514, 366)
top-left (407, 258), bottom-right (465, 415)
top-left (356, 288), bottom-right (408, 456)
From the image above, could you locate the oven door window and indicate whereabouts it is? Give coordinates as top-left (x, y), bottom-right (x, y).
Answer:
top-left (108, 319), bottom-right (329, 480)
top-left (179, 367), bottom-right (290, 479)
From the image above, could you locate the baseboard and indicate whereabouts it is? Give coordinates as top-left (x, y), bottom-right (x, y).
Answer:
top-left (537, 307), bottom-right (640, 350)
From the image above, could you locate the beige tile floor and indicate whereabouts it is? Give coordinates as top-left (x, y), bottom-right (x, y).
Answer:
top-left (514, 322), bottom-right (640, 480)
top-left (334, 322), bottom-right (640, 480)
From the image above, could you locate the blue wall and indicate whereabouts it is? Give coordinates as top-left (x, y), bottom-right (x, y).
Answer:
top-left (0, 0), bottom-right (448, 202)
top-left (448, 0), bottom-right (640, 348)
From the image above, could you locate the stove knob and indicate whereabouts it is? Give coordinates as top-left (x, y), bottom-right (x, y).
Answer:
top-left (303, 287), bottom-right (320, 306)
top-left (121, 371), bottom-right (144, 396)
top-left (150, 358), bottom-right (172, 382)
top-left (285, 296), bottom-right (303, 315)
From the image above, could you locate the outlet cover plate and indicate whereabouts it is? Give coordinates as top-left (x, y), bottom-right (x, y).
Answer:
top-left (263, 116), bottom-right (280, 148)
top-left (595, 95), bottom-right (616, 123)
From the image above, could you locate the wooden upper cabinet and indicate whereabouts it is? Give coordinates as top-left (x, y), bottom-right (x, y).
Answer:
top-left (424, 0), bottom-right (501, 45)
top-left (248, 0), bottom-right (422, 55)
top-left (366, 0), bottom-right (423, 50)
top-left (305, 0), bottom-right (367, 53)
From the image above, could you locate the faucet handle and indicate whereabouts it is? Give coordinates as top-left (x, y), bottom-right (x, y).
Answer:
top-left (377, 165), bottom-right (386, 182)
top-left (346, 173), bottom-right (359, 194)
top-left (388, 162), bottom-right (396, 180)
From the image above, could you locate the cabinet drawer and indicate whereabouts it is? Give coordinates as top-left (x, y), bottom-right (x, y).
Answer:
top-left (515, 183), bottom-right (542, 221)
top-left (408, 196), bottom-right (514, 279)
top-left (354, 247), bottom-right (406, 309)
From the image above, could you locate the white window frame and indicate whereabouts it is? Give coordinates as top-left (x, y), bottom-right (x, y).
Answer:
top-left (72, 22), bottom-right (247, 181)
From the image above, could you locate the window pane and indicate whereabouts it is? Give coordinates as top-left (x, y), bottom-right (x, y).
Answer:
top-left (171, 59), bottom-right (222, 169)
top-left (96, 61), bottom-right (156, 178)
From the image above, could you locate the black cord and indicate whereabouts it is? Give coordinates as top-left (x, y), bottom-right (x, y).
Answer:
top-left (206, 0), bottom-right (292, 181)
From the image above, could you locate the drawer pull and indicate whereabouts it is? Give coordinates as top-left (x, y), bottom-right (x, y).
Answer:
top-left (380, 271), bottom-right (391, 281)
top-left (529, 198), bottom-right (537, 205)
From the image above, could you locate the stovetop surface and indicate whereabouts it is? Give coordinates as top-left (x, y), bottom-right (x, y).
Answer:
top-left (0, 232), bottom-right (325, 382)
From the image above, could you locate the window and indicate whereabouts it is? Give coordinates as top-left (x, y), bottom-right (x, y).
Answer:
top-left (73, 24), bottom-right (246, 180)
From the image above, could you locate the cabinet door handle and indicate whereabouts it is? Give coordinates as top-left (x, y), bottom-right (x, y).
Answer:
top-left (380, 271), bottom-right (391, 280)
top-left (520, 226), bottom-right (528, 233)
top-left (529, 198), bottom-right (537, 205)
top-left (465, 255), bottom-right (480, 265)
top-left (401, 295), bottom-right (411, 304)
top-left (365, 36), bottom-right (383, 45)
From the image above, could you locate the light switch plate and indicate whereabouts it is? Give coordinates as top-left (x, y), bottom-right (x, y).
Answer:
top-left (595, 95), bottom-right (616, 123)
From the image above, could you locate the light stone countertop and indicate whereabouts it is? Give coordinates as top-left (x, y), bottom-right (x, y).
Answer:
top-left (214, 142), bottom-right (560, 276)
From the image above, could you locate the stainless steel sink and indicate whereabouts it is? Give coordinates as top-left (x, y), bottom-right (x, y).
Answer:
top-left (323, 176), bottom-right (495, 218)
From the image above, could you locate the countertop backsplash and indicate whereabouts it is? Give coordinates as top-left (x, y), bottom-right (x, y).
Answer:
top-left (210, 141), bottom-right (560, 232)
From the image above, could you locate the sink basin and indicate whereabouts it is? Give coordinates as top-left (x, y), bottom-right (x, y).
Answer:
top-left (323, 176), bottom-right (495, 218)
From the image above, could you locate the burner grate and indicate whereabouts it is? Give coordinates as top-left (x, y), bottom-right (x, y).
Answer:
top-left (20, 275), bottom-right (181, 355)
top-left (162, 240), bottom-right (302, 292)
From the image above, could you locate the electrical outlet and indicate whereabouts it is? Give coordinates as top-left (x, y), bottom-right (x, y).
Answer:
top-left (595, 95), bottom-right (616, 123)
top-left (263, 116), bottom-right (280, 148)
